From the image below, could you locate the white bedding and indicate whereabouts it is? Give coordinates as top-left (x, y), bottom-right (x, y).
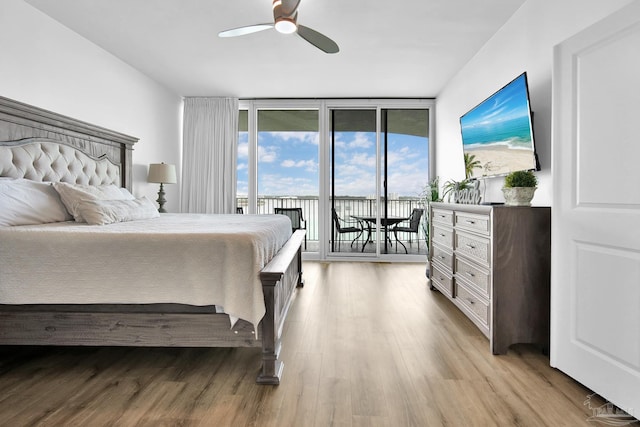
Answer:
top-left (0, 214), bottom-right (292, 333)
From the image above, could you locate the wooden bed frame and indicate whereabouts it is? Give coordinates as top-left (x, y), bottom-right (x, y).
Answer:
top-left (0, 96), bottom-right (304, 385)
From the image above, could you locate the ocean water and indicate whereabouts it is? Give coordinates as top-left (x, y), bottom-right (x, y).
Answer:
top-left (462, 116), bottom-right (533, 150)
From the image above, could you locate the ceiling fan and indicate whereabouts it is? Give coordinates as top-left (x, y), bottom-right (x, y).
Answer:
top-left (218, 0), bottom-right (339, 54)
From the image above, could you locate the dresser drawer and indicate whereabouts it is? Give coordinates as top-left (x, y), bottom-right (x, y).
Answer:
top-left (431, 264), bottom-right (454, 298)
top-left (431, 208), bottom-right (454, 226)
top-left (455, 231), bottom-right (490, 266)
top-left (431, 244), bottom-right (454, 270)
top-left (455, 257), bottom-right (490, 298)
top-left (455, 212), bottom-right (490, 236)
top-left (432, 225), bottom-right (454, 250)
top-left (455, 282), bottom-right (490, 327)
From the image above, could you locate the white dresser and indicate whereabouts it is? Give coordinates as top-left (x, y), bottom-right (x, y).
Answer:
top-left (428, 202), bottom-right (551, 354)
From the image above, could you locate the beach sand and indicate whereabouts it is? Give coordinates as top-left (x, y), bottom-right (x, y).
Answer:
top-left (466, 144), bottom-right (536, 178)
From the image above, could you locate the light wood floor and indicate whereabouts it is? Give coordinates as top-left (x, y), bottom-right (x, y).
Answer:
top-left (0, 262), bottom-right (606, 426)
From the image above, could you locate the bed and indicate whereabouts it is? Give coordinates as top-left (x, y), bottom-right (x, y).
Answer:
top-left (0, 95), bottom-right (304, 385)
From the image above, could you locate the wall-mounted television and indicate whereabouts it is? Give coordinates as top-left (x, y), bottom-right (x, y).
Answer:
top-left (460, 72), bottom-right (539, 179)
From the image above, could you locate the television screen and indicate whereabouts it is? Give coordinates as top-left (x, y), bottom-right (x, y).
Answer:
top-left (460, 72), bottom-right (539, 179)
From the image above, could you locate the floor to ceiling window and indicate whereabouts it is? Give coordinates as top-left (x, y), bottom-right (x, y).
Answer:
top-left (329, 107), bottom-right (430, 257)
top-left (238, 99), bottom-right (433, 261)
top-left (257, 109), bottom-right (319, 246)
top-left (237, 105), bottom-right (320, 244)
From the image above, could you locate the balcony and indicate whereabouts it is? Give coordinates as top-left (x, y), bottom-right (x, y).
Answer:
top-left (236, 197), bottom-right (427, 255)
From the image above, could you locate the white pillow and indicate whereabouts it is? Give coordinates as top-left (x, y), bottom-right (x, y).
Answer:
top-left (53, 182), bottom-right (134, 222)
top-left (0, 178), bottom-right (72, 226)
top-left (76, 196), bottom-right (160, 225)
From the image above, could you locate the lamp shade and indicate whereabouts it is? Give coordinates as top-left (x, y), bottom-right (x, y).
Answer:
top-left (148, 163), bottom-right (177, 184)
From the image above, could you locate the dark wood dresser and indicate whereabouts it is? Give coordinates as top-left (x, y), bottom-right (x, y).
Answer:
top-left (428, 202), bottom-right (551, 354)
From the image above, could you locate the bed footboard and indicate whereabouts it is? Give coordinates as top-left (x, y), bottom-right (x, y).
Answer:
top-left (257, 229), bottom-right (305, 385)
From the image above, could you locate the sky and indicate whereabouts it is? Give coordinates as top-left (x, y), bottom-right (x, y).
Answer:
top-left (237, 131), bottom-right (429, 198)
top-left (460, 73), bottom-right (530, 129)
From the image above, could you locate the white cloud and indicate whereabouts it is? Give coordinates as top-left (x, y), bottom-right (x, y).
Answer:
top-left (238, 142), bottom-right (249, 159)
top-left (332, 138), bottom-right (346, 149)
top-left (281, 158), bottom-right (318, 172)
top-left (246, 129), bottom-right (428, 198)
top-left (387, 147), bottom-right (420, 166)
top-left (259, 173), bottom-right (318, 196)
top-left (334, 172), bottom-right (377, 196)
top-left (258, 145), bottom-right (278, 163)
top-left (268, 132), bottom-right (319, 146)
top-left (350, 132), bottom-right (374, 149)
top-left (351, 152), bottom-right (376, 168)
top-left (387, 169), bottom-right (429, 196)
top-left (337, 162), bottom-right (368, 178)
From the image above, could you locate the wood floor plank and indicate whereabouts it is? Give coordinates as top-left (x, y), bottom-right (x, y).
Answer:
top-left (0, 262), bottom-right (624, 426)
top-left (314, 376), bottom-right (352, 427)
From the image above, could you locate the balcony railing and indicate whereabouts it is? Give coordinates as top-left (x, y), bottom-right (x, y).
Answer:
top-left (236, 196), bottom-right (427, 254)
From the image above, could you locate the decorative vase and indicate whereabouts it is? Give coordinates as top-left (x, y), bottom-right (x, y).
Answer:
top-left (502, 187), bottom-right (537, 206)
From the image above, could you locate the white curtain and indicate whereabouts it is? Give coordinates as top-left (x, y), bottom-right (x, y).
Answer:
top-left (181, 97), bottom-right (238, 213)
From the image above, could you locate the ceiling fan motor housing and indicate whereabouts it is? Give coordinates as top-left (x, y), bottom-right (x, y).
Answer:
top-left (273, 0), bottom-right (298, 34)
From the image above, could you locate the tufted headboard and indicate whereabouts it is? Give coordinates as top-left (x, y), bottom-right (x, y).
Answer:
top-left (0, 96), bottom-right (138, 190)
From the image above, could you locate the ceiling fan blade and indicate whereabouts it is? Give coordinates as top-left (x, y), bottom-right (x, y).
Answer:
top-left (218, 24), bottom-right (274, 38)
top-left (297, 25), bottom-right (339, 54)
top-left (280, 0), bottom-right (301, 17)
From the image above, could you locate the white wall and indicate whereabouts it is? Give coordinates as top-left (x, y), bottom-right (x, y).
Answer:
top-left (0, 0), bottom-right (183, 212)
top-left (435, 0), bottom-right (633, 206)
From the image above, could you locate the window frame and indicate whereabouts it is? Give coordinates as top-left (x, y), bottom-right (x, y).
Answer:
top-left (239, 98), bottom-right (435, 261)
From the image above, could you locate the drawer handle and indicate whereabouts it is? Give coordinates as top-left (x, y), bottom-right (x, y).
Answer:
top-left (465, 244), bottom-right (476, 249)
top-left (465, 220), bottom-right (476, 224)
top-left (438, 277), bottom-right (444, 281)
top-left (440, 233), bottom-right (446, 237)
top-left (439, 215), bottom-right (446, 218)
top-left (466, 271), bottom-right (476, 277)
top-left (467, 298), bottom-right (475, 305)
top-left (438, 255), bottom-right (446, 259)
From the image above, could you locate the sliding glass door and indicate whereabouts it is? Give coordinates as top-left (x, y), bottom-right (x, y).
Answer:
top-left (238, 99), bottom-right (432, 261)
top-left (329, 109), bottom-right (377, 254)
top-left (381, 109), bottom-right (430, 255)
top-left (329, 107), bottom-right (429, 257)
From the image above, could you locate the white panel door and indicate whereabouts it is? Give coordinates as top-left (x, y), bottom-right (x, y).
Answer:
top-left (551, 2), bottom-right (640, 416)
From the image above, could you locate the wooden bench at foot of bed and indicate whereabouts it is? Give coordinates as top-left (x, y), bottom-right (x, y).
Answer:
top-left (257, 229), bottom-right (305, 384)
top-left (0, 230), bottom-right (305, 385)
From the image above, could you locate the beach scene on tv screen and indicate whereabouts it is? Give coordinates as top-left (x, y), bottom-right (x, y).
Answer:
top-left (460, 74), bottom-right (537, 178)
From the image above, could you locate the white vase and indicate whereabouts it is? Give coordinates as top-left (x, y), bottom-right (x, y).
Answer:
top-left (502, 187), bottom-right (537, 206)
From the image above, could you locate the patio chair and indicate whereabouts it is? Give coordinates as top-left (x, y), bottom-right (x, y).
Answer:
top-left (331, 208), bottom-right (364, 251)
top-left (274, 207), bottom-right (307, 249)
top-left (392, 208), bottom-right (424, 253)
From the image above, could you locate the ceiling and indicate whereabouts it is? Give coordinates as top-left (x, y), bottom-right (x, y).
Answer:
top-left (24, 0), bottom-right (525, 99)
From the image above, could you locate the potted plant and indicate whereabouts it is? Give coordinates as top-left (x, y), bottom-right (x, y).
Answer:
top-left (443, 178), bottom-right (471, 202)
top-left (502, 170), bottom-right (538, 206)
top-left (420, 177), bottom-right (442, 244)
top-left (421, 176), bottom-right (441, 205)
top-left (421, 177), bottom-right (442, 278)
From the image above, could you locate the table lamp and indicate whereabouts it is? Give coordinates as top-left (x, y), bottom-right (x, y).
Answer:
top-left (147, 163), bottom-right (177, 213)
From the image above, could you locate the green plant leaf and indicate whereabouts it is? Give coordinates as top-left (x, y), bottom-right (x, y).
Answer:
top-left (504, 170), bottom-right (538, 188)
